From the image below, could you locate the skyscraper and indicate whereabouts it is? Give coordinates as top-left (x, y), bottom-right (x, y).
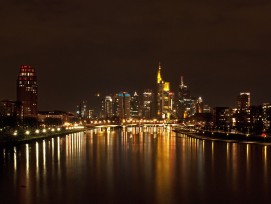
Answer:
top-left (17, 65), bottom-right (38, 118)
top-left (156, 63), bottom-right (164, 118)
top-left (237, 92), bottom-right (251, 110)
top-left (116, 92), bottom-right (131, 119)
top-left (76, 101), bottom-right (87, 118)
top-left (177, 76), bottom-right (193, 119)
top-left (196, 97), bottom-right (203, 114)
top-left (156, 63), bottom-right (172, 119)
top-left (142, 89), bottom-right (154, 119)
top-left (130, 92), bottom-right (140, 118)
top-left (235, 92), bottom-right (251, 132)
top-left (104, 96), bottom-right (113, 118)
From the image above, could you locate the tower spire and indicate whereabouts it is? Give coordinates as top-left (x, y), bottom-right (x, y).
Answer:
top-left (181, 75), bottom-right (184, 86)
top-left (157, 62), bottom-right (162, 83)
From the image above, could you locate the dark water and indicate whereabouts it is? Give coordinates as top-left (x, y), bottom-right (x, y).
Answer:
top-left (0, 127), bottom-right (271, 204)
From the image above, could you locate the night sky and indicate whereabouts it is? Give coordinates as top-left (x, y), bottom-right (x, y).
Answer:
top-left (1, 0), bottom-right (271, 112)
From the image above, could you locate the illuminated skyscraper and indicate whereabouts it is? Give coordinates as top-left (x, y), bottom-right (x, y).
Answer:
top-left (116, 92), bottom-right (131, 119)
top-left (76, 101), bottom-right (87, 118)
top-left (142, 89), bottom-right (154, 119)
top-left (17, 65), bottom-right (38, 118)
top-left (237, 92), bottom-right (251, 110)
top-left (130, 92), bottom-right (140, 118)
top-left (177, 76), bottom-right (194, 119)
top-left (156, 63), bottom-right (172, 119)
top-left (156, 63), bottom-right (164, 118)
top-left (104, 96), bottom-right (113, 118)
top-left (196, 97), bottom-right (203, 114)
top-left (235, 92), bottom-right (251, 132)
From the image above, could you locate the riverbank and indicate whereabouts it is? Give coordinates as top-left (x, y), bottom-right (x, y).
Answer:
top-left (0, 128), bottom-right (87, 148)
top-left (173, 128), bottom-right (271, 145)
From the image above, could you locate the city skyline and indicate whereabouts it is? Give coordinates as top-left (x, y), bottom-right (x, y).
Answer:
top-left (1, 2), bottom-right (271, 203)
top-left (0, 1), bottom-right (271, 111)
top-left (0, 63), bottom-right (270, 113)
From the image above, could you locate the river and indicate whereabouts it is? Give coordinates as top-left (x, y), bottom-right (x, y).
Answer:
top-left (0, 126), bottom-right (270, 203)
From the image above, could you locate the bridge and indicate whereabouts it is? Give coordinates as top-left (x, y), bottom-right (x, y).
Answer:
top-left (85, 119), bottom-right (179, 129)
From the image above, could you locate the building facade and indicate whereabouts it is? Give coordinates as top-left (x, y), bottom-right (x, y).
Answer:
top-left (177, 76), bottom-right (195, 119)
top-left (213, 107), bottom-right (232, 130)
top-left (156, 64), bottom-right (173, 119)
top-left (104, 96), bottom-right (113, 118)
top-left (76, 101), bottom-right (87, 119)
top-left (116, 92), bottom-right (131, 119)
top-left (142, 89), bottom-right (154, 119)
top-left (17, 65), bottom-right (38, 118)
top-left (130, 92), bottom-right (140, 118)
top-left (235, 92), bottom-right (251, 132)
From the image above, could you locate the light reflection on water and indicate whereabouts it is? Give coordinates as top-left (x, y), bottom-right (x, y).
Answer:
top-left (0, 127), bottom-right (271, 203)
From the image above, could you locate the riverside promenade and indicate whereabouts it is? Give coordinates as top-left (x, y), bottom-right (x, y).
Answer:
top-left (0, 127), bottom-right (86, 148)
top-left (174, 128), bottom-right (271, 145)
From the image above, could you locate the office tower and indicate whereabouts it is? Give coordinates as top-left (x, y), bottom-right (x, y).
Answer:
top-left (130, 92), bottom-right (140, 118)
top-left (163, 82), bottom-right (170, 116)
top-left (237, 92), bottom-right (251, 110)
top-left (116, 92), bottom-right (131, 119)
top-left (177, 76), bottom-right (194, 119)
top-left (112, 94), bottom-right (119, 116)
top-left (196, 97), bottom-right (203, 114)
top-left (17, 65), bottom-right (38, 118)
top-left (142, 89), bottom-right (154, 119)
top-left (156, 63), bottom-right (164, 118)
top-left (156, 63), bottom-right (172, 119)
top-left (104, 96), bottom-right (113, 118)
top-left (235, 92), bottom-right (251, 132)
top-left (94, 93), bottom-right (103, 118)
top-left (77, 101), bottom-right (87, 118)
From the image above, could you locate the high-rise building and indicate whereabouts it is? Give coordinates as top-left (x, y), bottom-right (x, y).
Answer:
top-left (104, 96), bottom-right (113, 118)
top-left (163, 82), bottom-right (170, 116)
top-left (156, 63), bottom-right (172, 119)
top-left (237, 92), bottom-right (251, 110)
top-left (17, 65), bottom-right (38, 118)
top-left (76, 101), bottom-right (87, 118)
top-left (196, 97), bottom-right (203, 114)
top-left (235, 92), bottom-right (251, 132)
top-left (177, 76), bottom-right (194, 119)
top-left (142, 89), bottom-right (154, 119)
top-left (168, 91), bottom-right (175, 113)
top-left (116, 92), bottom-right (131, 119)
top-left (130, 92), bottom-right (140, 118)
top-left (112, 94), bottom-right (119, 116)
top-left (156, 64), bottom-right (164, 118)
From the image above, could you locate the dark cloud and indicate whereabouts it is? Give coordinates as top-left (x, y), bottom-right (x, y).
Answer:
top-left (0, 0), bottom-right (270, 111)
